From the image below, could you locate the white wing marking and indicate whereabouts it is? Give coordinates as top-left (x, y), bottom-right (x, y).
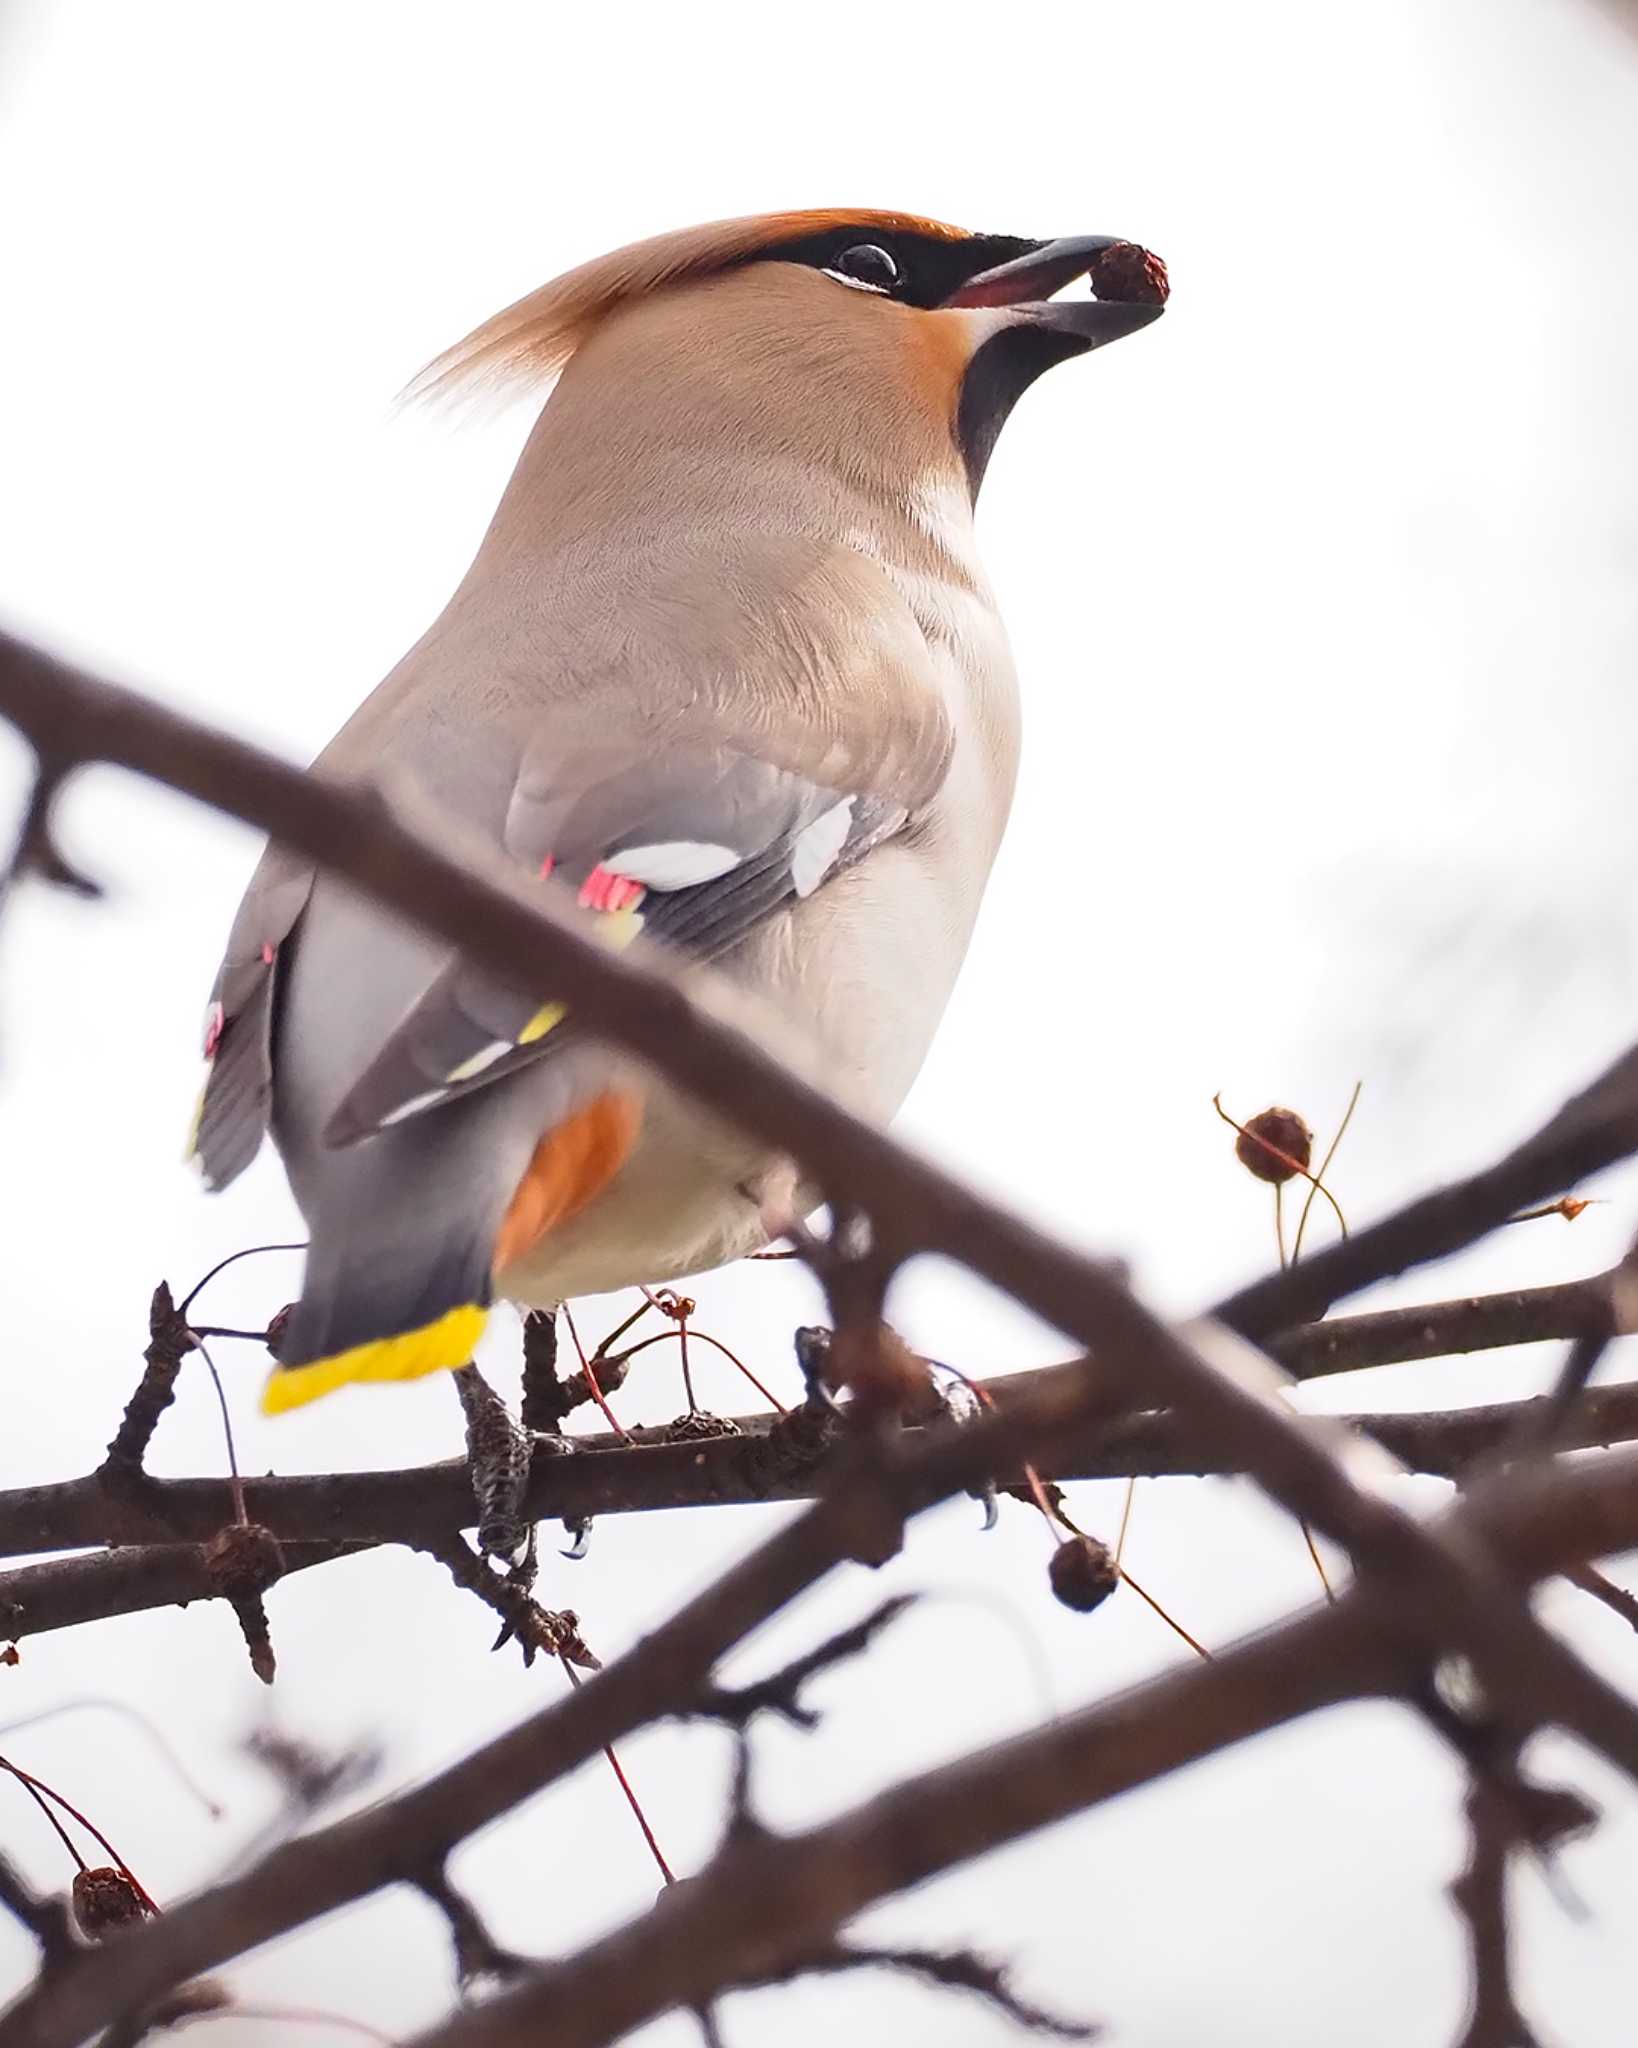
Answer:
top-left (791, 797), bottom-right (856, 898)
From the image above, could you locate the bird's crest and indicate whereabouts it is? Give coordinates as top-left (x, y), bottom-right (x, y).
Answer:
top-left (404, 208), bottom-right (972, 410)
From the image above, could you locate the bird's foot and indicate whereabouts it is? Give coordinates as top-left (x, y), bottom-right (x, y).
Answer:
top-left (453, 1363), bottom-right (537, 1567)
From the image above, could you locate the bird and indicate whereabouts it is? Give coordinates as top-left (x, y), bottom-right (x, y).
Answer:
top-left (192, 207), bottom-right (1165, 1420)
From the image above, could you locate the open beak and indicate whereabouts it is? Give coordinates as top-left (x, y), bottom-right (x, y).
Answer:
top-left (944, 233), bottom-right (1166, 347)
top-left (944, 235), bottom-right (1128, 308)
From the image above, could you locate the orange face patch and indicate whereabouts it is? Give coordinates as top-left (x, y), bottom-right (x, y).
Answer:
top-left (492, 1091), bottom-right (644, 1272)
top-left (908, 301), bottom-right (983, 420)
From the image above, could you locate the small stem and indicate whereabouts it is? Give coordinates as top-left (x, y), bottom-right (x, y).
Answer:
top-left (1116, 1573), bottom-right (1212, 1661)
top-left (561, 1305), bottom-right (633, 1442)
top-left (1213, 1095), bottom-right (1350, 1242)
top-left (7, 1770), bottom-right (86, 1873)
top-left (0, 1702), bottom-right (222, 1820)
top-left (1293, 1081), bottom-right (1362, 1264)
top-left (561, 1660), bottom-right (675, 1884)
top-left (1113, 1478), bottom-right (1137, 1571)
top-left (614, 1327), bottom-right (788, 1414)
top-left (0, 1757), bottom-right (157, 1909)
top-left (178, 1242), bottom-right (306, 1320)
top-left (1564, 1561), bottom-right (1638, 1634)
top-left (194, 1338), bottom-right (247, 1526)
top-left (1300, 1524), bottom-right (1337, 1604)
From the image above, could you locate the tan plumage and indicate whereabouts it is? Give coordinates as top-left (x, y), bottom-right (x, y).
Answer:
top-left (406, 206), bottom-right (972, 408)
top-left (194, 208), bottom-right (1165, 1410)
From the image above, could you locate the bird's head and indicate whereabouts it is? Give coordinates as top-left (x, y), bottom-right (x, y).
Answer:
top-left (410, 208), bottom-right (1166, 496)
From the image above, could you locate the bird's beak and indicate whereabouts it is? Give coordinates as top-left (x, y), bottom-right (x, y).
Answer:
top-left (944, 233), bottom-right (1164, 346)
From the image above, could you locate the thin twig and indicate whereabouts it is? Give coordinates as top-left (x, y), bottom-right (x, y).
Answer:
top-left (688, 1597), bottom-right (917, 1730)
top-left (787, 1941), bottom-right (1095, 2038)
top-left (1292, 1080), bottom-right (1363, 1263)
top-left (1451, 1744), bottom-right (1540, 2048)
top-left (0, 1851), bottom-right (76, 1967)
top-left (101, 1285), bottom-right (196, 1477)
top-left (1563, 1562), bottom-right (1638, 1635)
top-left (415, 1865), bottom-right (529, 1988)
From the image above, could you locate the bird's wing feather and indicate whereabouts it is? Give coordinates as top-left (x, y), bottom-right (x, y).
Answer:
top-left (322, 735), bottom-right (911, 1146)
top-left (190, 846), bottom-right (314, 1190)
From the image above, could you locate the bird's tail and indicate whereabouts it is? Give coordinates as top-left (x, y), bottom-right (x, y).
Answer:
top-left (260, 1087), bottom-right (642, 1414)
top-left (262, 1218), bottom-right (497, 1415)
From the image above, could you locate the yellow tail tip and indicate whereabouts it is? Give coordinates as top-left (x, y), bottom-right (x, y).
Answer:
top-left (260, 1303), bottom-right (488, 1414)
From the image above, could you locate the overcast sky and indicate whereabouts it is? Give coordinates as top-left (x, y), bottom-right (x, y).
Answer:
top-left (2, 3), bottom-right (1638, 2043)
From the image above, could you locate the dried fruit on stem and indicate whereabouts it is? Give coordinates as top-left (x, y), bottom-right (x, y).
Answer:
top-left (1048, 1535), bottom-right (1119, 1614)
top-left (203, 1522), bottom-right (285, 1685)
top-left (72, 1866), bottom-right (153, 1940)
top-left (1235, 1107), bottom-right (1314, 1186)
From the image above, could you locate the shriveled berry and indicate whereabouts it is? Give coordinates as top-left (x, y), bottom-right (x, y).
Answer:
top-left (72, 1866), bottom-right (151, 1938)
top-left (1234, 1107), bottom-right (1313, 1186)
top-left (1048, 1535), bottom-right (1119, 1614)
top-left (1088, 242), bottom-right (1170, 306)
top-left (202, 1521), bottom-right (285, 1599)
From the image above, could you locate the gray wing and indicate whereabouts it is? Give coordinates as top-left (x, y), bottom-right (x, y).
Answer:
top-left (321, 735), bottom-right (910, 1148)
top-left (190, 845), bottom-right (314, 1190)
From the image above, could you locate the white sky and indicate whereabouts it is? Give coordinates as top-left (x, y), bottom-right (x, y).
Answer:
top-left (2, 2), bottom-right (1638, 2043)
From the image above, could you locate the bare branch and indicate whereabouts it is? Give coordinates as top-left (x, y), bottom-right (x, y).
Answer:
top-left (689, 1596), bottom-right (917, 1731)
top-left (391, 1464), bottom-right (1628, 2048)
top-left (415, 1866), bottom-right (530, 1991)
top-left (100, 1285), bottom-right (196, 1480)
top-left (1273, 1264), bottom-right (1636, 1380)
top-left (7, 1415), bottom-right (1638, 2048)
top-left (9, 1376), bottom-right (1638, 1645)
top-left (1563, 1561), bottom-right (1638, 1634)
top-left (0, 1854), bottom-right (76, 1971)
top-left (1451, 1746), bottom-right (1541, 2048)
top-left (2, 1259), bottom-right (1634, 1576)
top-left (0, 1541), bottom-right (354, 1643)
top-left (418, 1532), bottom-right (598, 1671)
top-left (788, 1940), bottom-right (1096, 2038)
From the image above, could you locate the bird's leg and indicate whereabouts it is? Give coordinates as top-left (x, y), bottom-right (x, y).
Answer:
top-left (452, 1363), bottom-right (535, 1573)
top-left (519, 1306), bottom-right (563, 1434)
top-left (793, 1325), bottom-right (842, 1414)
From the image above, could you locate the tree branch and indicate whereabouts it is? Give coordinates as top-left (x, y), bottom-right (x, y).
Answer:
top-left (781, 1941), bottom-right (1096, 2039)
top-left (7, 1378), bottom-right (1638, 2048)
top-left (0, 1263), bottom-right (1631, 1579)
top-left (7, 1376), bottom-right (1638, 1645)
top-left (0, 1542), bottom-right (356, 1641)
top-left (0, 1856), bottom-right (75, 1972)
top-left (388, 1444), bottom-right (1638, 2048)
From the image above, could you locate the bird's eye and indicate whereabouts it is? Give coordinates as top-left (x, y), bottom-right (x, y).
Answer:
top-left (827, 242), bottom-right (901, 292)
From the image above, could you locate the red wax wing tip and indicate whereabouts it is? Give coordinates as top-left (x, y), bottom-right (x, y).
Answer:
top-left (538, 853), bottom-right (557, 880)
top-left (578, 865), bottom-right (645, 914)
top-left (260, 942), bottom-right (275, 964)
top-left (203, 1001), bottom-right (225, 1058)
top-left (1088, 242), bottom-right (1169, 306)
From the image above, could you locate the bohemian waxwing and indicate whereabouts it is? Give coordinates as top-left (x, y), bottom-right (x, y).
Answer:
top-left (192, 208), bottom-right (1165, 1412)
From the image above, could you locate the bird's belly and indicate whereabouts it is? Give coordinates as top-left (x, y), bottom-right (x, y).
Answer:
top-left (495, 833), bottom-right (981, 1306)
